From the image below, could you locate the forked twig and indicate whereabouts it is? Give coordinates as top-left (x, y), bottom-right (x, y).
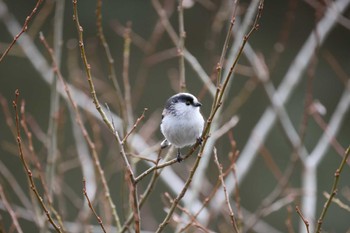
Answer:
top-left (155, 2), bottom-right (264, 232)
top-left (295, 206), bottom-right (310, 233)
top-left (213, 148), bottom-right (240, 233)
top-left (13, 90), bottom-right (63, 233)
top-left (39, 33), bottom-right (122, 230)
top-left (315, 145), bottom-right (350, 232)
top-left (122, 108), bottom-right (148, 144)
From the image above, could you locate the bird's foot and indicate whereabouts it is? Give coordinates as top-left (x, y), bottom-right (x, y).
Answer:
top-left (176, 149), bottom-right (183, 163)
top-left (196, 137), bottom-right (203, 145)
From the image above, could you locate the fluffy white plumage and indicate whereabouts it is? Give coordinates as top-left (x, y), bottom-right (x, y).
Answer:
top-left (160, 93), bottom-right (204, 161)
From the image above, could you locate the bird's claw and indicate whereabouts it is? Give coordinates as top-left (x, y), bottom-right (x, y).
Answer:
top-left (176, 149), bottom-right (183, 163)
top-left (197, 137), bottom-right (203, 145)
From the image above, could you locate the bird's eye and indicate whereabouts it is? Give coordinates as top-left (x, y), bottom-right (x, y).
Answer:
top-left (186, 100), bottom-right (191, 106)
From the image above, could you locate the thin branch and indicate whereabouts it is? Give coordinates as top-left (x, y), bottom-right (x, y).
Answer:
top-left (151, 0), bottom-right (216, 96)
top-left (213, 148), bottom-right (240, 233)
top-left (83, 179), bottom-right (107, 233)
top-left (122, 22), bottom-right (134, 128)
top-left (212, 0), bottom-right (350, 218)
top-left (13, 90), bottom-right (63, 233)
top-left (120, 149), bottom-right (163, 233)
top-left (296, 206), bottom-right (310, 233)
top-left (72, 0), bottom-right (115, 132)
top-left (0, 0), bottom-right (43, 62)
top-left (0, 184), bottom-right (24, 233)
top-left (122, 108), bottom-right (148, 144)
top-left (315, 146), bottom-right (350, 233)
top-left (96, 0), bottom-right (125, 116)
top-left (39, 33), bottom-right (122, 230)
top-left (177, 0), bottom-right (186, 91)
top-left (323, 191), bottom-right (350, 212)
top-left (164, 193), bottom-right (211, 233)
top-left (114, 132), bottom-right (140, 233)
top-left (134, 137), bottom-right (203, 184)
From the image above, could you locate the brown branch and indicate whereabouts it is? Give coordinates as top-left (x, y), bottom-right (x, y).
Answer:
top-left (179, 149), bottom-right (239, 232)
top-left (13, 89), bottom-right (63, 233)
top-left (114, 132), bottom-right (140, 233)
top-left (39, 32), bottom-right (122, 230)
top-left (164, 193), bottom-right (210, 233)
top-left (0, 0), bottom-right (43, 62)
top-left (96, 0), bottom-right (125, 116)
top-left (315, 145), bottom-right (350, 233)
top-left (295, 205), bottom-right (310, 233)
top-left (83, 179), bottom-right (107, 233)
top-left (120, 149), bottom-right (162, 233)
top-left (0, 184), bottom-right (24, 233)
top-left (122, 108), bottom-right (148, 144)
top-left (213, 148), bottom-right (240, 233)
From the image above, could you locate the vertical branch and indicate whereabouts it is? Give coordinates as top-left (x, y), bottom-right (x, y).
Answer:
top-left (40, 33), bottom-right (122, 230)
top-left (115, 132), bottom-right (140, 233)
top-left (213, 148), bottom-right (240, 233)
top-left (96, 0), bottom-right (125, 117)
top-left (83, 179), bottom-right (107, 233)
top-left (123, 23), bottom-right (134, 128)
top-left (120, 149), bottom-right (162, 233)
top-left (46, 0), bottom-right (65, 206)
top-left (178, 0), bottom-right (186, 91)
top-left (72, 0), bottom-right (114, 132)
top-left (296, 206), bottom-right (310, 233)
top-left (315, 146), bottom-right (350, 233)
top-left (216, 0), bottom-right (239, 86)
top-left (12, 90), bottom-right (63, 233)
top-left (155, 2), bottom-right (263, 232)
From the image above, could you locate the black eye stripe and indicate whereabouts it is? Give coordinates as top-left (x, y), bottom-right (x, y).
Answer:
top-left (164, 93), bottom-right (197, 110)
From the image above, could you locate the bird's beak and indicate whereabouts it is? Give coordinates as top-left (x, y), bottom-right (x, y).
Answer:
top-left (194, 102), bottom-right (202, 107)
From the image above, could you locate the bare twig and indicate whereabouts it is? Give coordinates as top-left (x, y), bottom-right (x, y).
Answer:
top-left (72, 0), bottom-right (115, 132)
top-left (13, 90), bottom-right (63, 233)
top-left (39, 33), bottom-right (121, 230)
top-left (315, 146), bottom-right (350, 232)
top-left (120, 149), bottom-right (163, 233)
top-left (212, 0), bottom-right (350, 219)
top-left (114, 132), bottom-right (140, 233)
top-left (164, 193), bottom-right (210, 233)
top-left (213, 148), bottom-right (240, 233)
top-left (122, 22), bottom-right (134, 128)
top-left (151, 0), bottom-right (216, 96)
top-left (122, 108), bottom-right (148, 144)
top-left (323, 191), bottom-right (350, 212)
top-left (285, 206), bottom-right (296, 233)
top-left (296, 206), bottom-right (310, 233)
top-left (96, 0), bottom-right (125, 116)
top-left (46, 0), bottom-right (65, 214)
top-left (0, 184), bottom-right (24, 233)
top-left (155, 2), bottom-right (263, 231)
top-left (83, 179), bottom-right (107, 233)
top-left (0, 0), bottom-right (43, 62)
top-left (20, 100), bottom-right (66, 232)
top-left (177, 0), bottom-right (186, 91)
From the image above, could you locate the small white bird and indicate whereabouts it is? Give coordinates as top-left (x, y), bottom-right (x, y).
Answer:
top-left (160, 93), bottom-right (205, 162)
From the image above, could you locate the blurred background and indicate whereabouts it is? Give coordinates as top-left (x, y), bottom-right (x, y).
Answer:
top-left (0, 0), bottom-right (350, 232)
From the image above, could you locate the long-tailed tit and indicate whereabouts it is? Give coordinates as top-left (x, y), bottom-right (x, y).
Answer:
top-left (160, 93), bottom-right (205, 162)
